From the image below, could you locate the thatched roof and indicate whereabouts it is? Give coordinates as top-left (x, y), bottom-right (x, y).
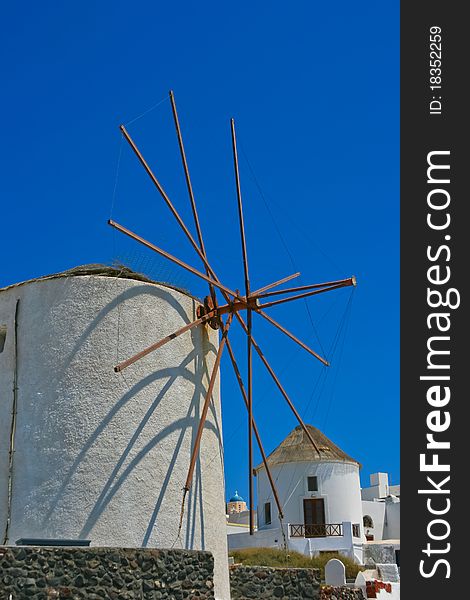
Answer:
top-left (0, 263), bottom-right (197, 299)
top-left (255, 424), bottom-right (360, 472)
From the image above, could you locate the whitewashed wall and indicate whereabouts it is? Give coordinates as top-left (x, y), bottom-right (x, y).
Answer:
top-left (362, 500), bottom-right (386, 540)
top-left (228, 522), bottom-right (363, 563)
top-left (0, 274), bottom-right (229, 600)
top-left (256, 460), bottom-right (364, 541)
top-left (384, 499), bottom-right (400, 540)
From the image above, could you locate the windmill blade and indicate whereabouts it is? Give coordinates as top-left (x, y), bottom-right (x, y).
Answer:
top-left (230, 119), bottom-right (251, 296)
top-left (169, 90), bottom-right (217, 307)
top-left (119, 124), bottom-right (220, 286)
top-left (255, 276), bottom-right (356, 300)
top-left (258, 281), bottom-right (354, 309)
top-left (225, 336), bottom-right (284, 520)
top-left (108, 220), bottom-right (240, 299)
top-left (184, 314), bottom-right (233, 493)
top-left (233, 311), bottom-right (321, 454)
top-left (231, 117), bottom-right (255, 535)
top-left (114, 308), bottom-right (221, 373)
top-left (250, 271), bottom-right (301, 297)
top-left (245, 307), bottom-right (254, 535)
top-left (256, 309), bottom-right (329, 367)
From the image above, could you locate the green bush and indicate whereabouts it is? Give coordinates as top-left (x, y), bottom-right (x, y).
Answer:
top-left (228, 547), bottom-right (363, 580)
top-left (229, 547), bottom-right (313, 569)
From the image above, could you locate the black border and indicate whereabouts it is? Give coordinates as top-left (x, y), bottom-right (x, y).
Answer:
top-left (401, 3), bottom-right (466, 595)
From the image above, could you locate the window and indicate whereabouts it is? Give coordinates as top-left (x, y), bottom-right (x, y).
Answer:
top-left (352, 524), bottom-right (361, 538)
top-left (363, 515), bottom-right (374, 529)
top-left (307, 476), bottom-right (318, 492)
top-left (0, 325), bottom-right (6, 353)
top-left (264, 502), bottom-right (271, 525)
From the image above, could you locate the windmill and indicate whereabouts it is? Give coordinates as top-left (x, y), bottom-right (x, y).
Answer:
top-left (108, 90), bottom-right (356, 536)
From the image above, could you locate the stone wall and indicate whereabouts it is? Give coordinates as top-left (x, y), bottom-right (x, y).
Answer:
top-left (229, 565), bottom-right (320, 599)
top-left (0, 546), bottom-right (214, 599)
top-left (320, 585), bottom-right (364, 599)
top-left (363, 545), bottom-right (396, 567)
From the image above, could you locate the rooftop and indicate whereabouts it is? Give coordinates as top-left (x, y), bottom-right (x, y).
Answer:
top-left (0, 263), bottom-right (197, 299)
top-left (255, 424), bottom-right (360, 471)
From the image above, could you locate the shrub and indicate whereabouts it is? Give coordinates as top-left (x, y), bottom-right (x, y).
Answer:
top-left (228, 547), bottom-right (363, 580)
top-left (229, 547), bottom-right (313, 569)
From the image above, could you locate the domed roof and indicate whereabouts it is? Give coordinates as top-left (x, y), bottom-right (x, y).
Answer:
top-left (254, 424), bottom-right (360, 472)
top-left (229, 491), bottom-right (244, 503)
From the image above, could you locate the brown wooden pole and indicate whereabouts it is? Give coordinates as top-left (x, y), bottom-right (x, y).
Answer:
top-left (108, 219), bottom-right (240, 299)
top-left (258, 281), bottom-right (353, 309)
top-left (184, 314), bottom-right (233, 492)
top-left (230, 118), bottom-right (255, 535)
top-left (233, 311), bottom-right (321, 454)
top-left (114, 308), bottom-right (221, 373)
top-left (255, 276), bottom-right (357, 300)
top-left (246, 308), bottom-right (254, 534)
top-left (169, 91), bottom-right (207, 258)
top-left (168, 90), bottom-right (218, 308)
top-left (119, 124), bottom-right (222, 288)
top-left (113, 298), bottom-right (262, 374)
top-left (251, 272), bottom-right (301, 297)
top-left (256, 309), bottom-right (329, 367)
top-left (225, 336), bottom-right (284, 519)
top-left (230, 119), bottom-right (250, 296)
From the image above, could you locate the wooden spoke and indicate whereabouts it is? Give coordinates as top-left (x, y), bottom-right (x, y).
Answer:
top-left (256, 276), bottom-right (356, 300)
top-left (119, 124), bottom-right (221, 287)
top-left (258, 281), bottom-right (353, 310)
top-left (255, 309), bottom-right (329, 367)
top-left (225, 337), bottom-right (284, 520)
top-left (169, 90), bottom-right (217, 306)
top-left (108, 220), bottom-right (240, 299)
top-left (233, 311), bottom-right (321, 454)
top-left (114, 309), bottom-right (220, 373)
top-left (231, 119), bottom-right (251, 296)
top-left (184, 314), bottom-right (233, 492)
top-left (250, 272), bottom-right (301, 297)
top-left (246, 309), bottom-right (254, 534)
top-left (231, 117), bottom-right (255, 535)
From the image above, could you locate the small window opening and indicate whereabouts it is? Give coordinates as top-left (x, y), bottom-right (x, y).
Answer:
top-left (307, 476), bottom-right (318, 492)
top-left (264, 502), bottom-right (271, 525)
top-left (363, 515), bottom-right (374, 528)
top-left (0, 325), bottom-right (7, 353)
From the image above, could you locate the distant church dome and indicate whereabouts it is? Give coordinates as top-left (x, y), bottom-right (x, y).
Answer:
top-left (229, 491), bottom-right (244, 503)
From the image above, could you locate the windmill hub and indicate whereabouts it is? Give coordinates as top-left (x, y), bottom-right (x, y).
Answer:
top-left (196, 295), bottom-right (262, 330)
top-left (197, 295), bottom-right (222, 330)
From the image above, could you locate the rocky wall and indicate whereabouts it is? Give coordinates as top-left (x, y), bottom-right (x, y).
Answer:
top-left (0, 546), bottom-right (215, 599)
top-left (229, 565), bottom-right (320, 600)
top-left (320, 585), bottom-right (364, 599)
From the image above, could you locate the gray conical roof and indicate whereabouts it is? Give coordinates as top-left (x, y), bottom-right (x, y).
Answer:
top-left (255, 424), bottom-right (360, 472)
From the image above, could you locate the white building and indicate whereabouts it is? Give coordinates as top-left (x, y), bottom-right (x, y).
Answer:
top-left (0, 264), bottom-right (230, 600)
top-left (228, 424), bottom-right (365, 563)
top-left (361, 472), bottom-right (400, 566)
top-left (227, 425), bottom-right (400, 566)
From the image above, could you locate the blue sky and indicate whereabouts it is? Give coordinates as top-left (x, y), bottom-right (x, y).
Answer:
top-left (1, 2), bottom-right (399, 500)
